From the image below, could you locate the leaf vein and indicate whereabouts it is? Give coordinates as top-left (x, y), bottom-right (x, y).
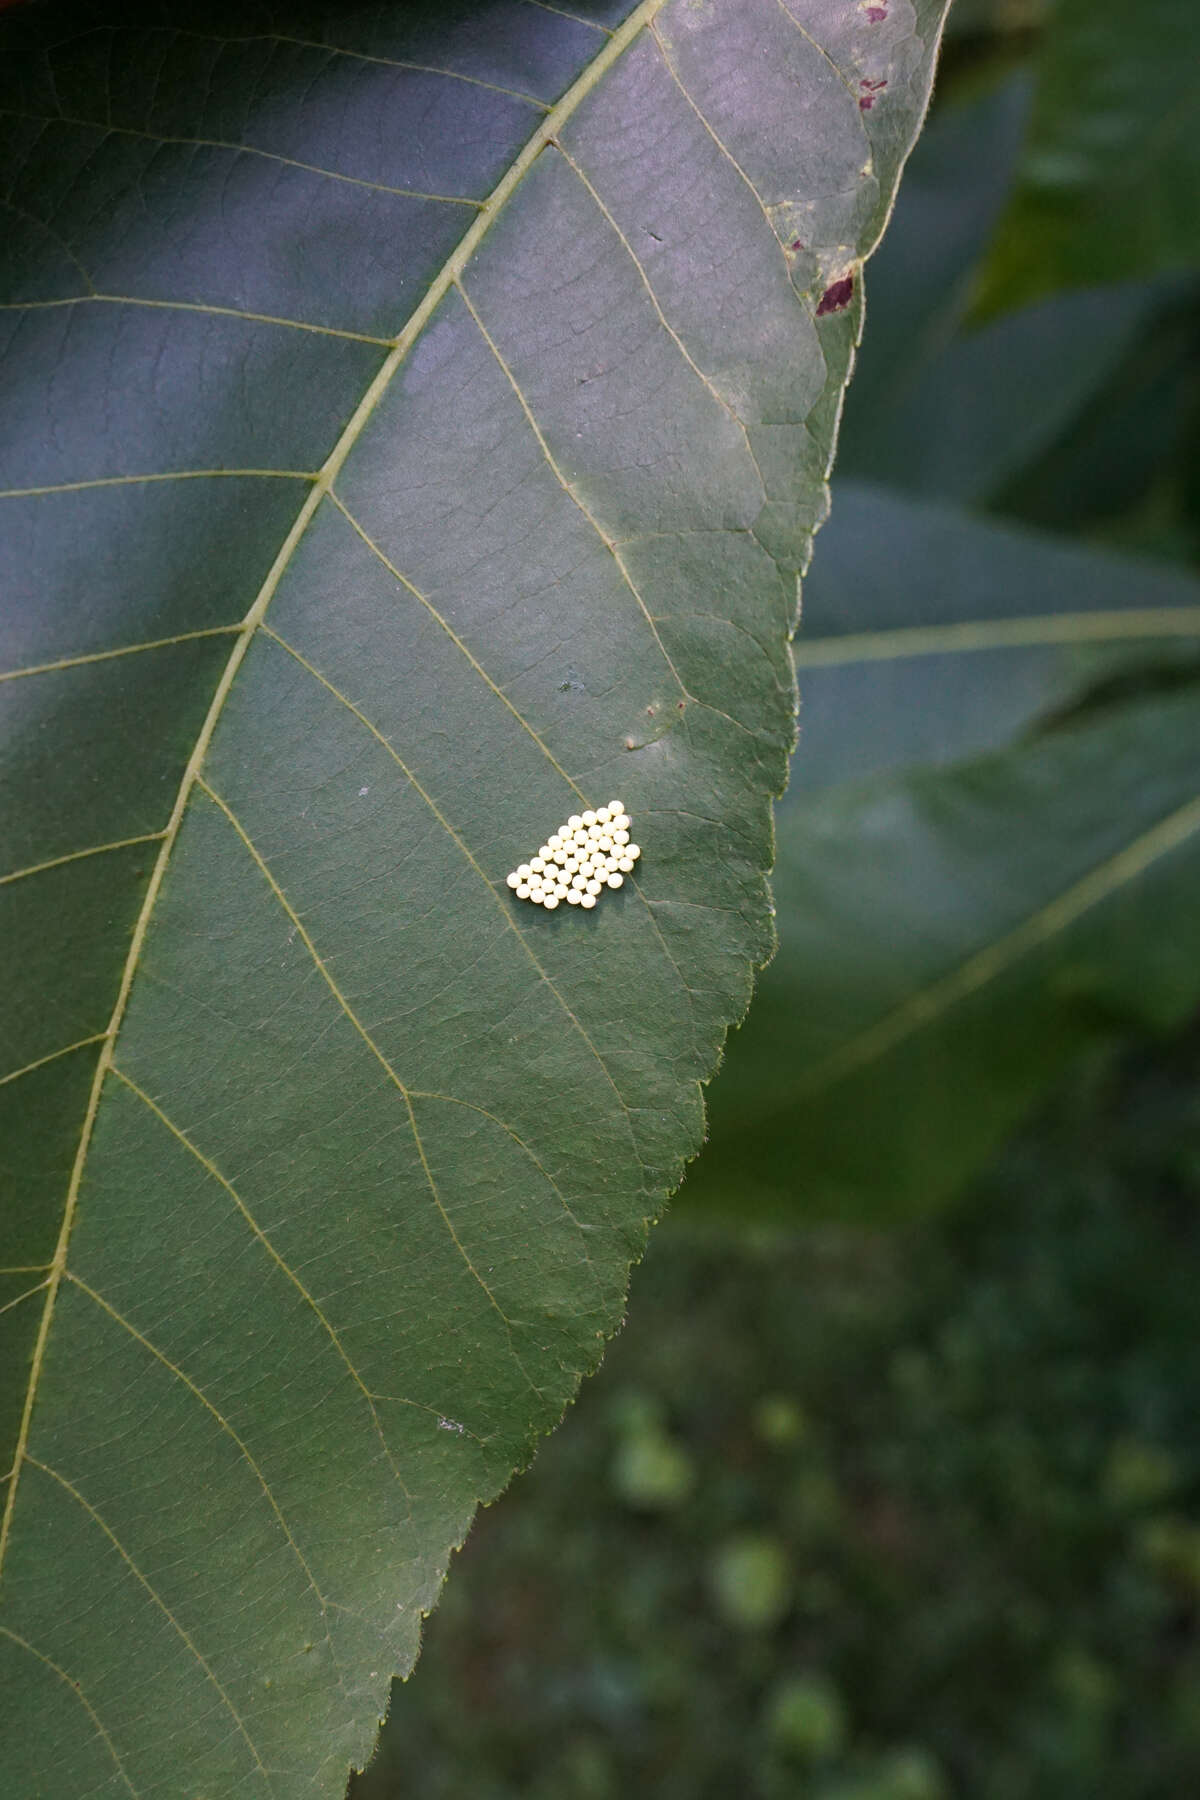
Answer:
top-left (0, 1035), bottom-right (108, 1089)
top-left (454, 277), bottom-right (690, 701)
top-left (522, 0), bottom-right (611, 32)
top-left (259, 622), bottom-right (640, 1162)
top-left (0, 1279), bottom-right (50, 1318)
top-left (407, 1091), bottom-right (609, 1305)
top-left (0, 196), bottom-right (96, 293)
top-left (162, 26), bottom-right (551, 111)
top-left (64, 1271), bottom-right (354, 1702)
top-left (108, 1066), bottom-right (423, 1496)
top-left (0, 1626), bottom-right (140, 1798)
top-left (0, 294), bottom-right (394, 347)
top-left (0, 470), bottom-right (314, 501)
top-left (793, 788), bottom-right (1200, 1102)
top-left (193, 781), bottom-right (545, 1397)
top-left (771, 0), bottom-right (862, 103)
top-left (24, 1457), bottom-right (273, 1790)
top-left (792, 608), bottom-right (1200, 667)
top-left (648, 26), bottom-right (791, 258)
top-left (324, 496), bottom-right (579, 789)
top-left (0, 626), bottom-right (242, 684)
top-left (0, 833), bottom-right (167, 889)
top-left (0, 111), bottom-right (484, 207)
top-left (556, 141), bottom-right (770, 499)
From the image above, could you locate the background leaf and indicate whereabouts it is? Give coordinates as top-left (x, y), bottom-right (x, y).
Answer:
top-left (838, 277), bottom-right (1179, 504)
top-left (0, 1), bottom-right (950, 1792)
top-left (681, 487), bottom-right (1200, 1223)
top-left (835, 73), bottom-right (1031, 465)
top-left (977, 0), bottom-right (1200, 312)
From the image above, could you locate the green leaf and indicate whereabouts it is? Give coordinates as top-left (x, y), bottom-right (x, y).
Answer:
top-left (839, 277), bottom-right (1176, 503)
top-left (790, 482), bottom-right (1200, 788)
top-left (836, 72), bottom-right (1030, 461)
top-left (0, 1), bottom-right (950, 1792)
top-left (993, 288), bottom-right (1200, 546)
top-left (978, 0), bottom-right (1200, 311)
top-left (681, 487), bottom-right (1200, 1222)
top-left (835, 55), bottom-right (1196, 517)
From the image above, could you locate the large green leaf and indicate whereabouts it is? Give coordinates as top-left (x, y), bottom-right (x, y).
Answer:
top-left (835, 72), bottom-right (1030, 469)
top-left (0, 1), bottom-right (949, 1791)
top-left (993, 285), bottom-right (1200, 550)
top-left (838, 276), bottom-right (1178, 504)
top-left (979, 0), bottom-right (1200, 312)
top-left (681, 486), bottom-right (1200, 1221)
top-left (833, 43), bottom-right (1199, 520)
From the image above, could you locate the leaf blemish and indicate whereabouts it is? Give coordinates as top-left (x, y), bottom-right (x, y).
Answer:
top-left (859, 78), bottom-right (887, 111)
top-left (865, 4), bottom-right (888, 18)
top-left (816, 275), bottom-right (855, 316)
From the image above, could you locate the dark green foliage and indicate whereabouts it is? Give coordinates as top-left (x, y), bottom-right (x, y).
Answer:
top-left (979, 0), bottom-right (1200, 310)
top-left (360, 1032), bottom-right (1200, 1800)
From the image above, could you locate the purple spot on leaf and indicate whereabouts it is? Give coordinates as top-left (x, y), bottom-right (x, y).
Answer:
top-left (866, 4), bottom-right (888, 18)
top-left (790, 238), bottom-right (805, 251)
top-left (816, 275), bottom-right (855, 317)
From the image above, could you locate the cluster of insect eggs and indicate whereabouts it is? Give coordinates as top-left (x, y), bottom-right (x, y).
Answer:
top-left (506, 804), bottom-right (640, 910)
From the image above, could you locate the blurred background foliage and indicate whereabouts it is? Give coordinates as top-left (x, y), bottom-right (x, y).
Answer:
top-left (353, 1), bottom-right (1200, 1793)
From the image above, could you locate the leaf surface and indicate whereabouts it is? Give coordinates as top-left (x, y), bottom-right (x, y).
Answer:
top-left (0, 1), bottom-right (949, 1791)
top-left (683, 486), bottom-right (1200, 1220)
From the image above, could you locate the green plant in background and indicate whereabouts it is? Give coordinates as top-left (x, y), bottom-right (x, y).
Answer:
top-left (977, 0), bottom-right (1200, 312)
top-left (359, 1034), bottom-right (1200, 1800)
top-left (0, 2), bottom-right (952, 1794)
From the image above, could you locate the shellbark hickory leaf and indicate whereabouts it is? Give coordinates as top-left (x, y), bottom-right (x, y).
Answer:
top-left (0, 1), bottom-right (949, 1793)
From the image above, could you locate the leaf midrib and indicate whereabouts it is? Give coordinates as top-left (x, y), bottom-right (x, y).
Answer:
top-left (0, 0), bottom-right (670, 1583)
top-left (752, 782), bottom-right (1200, 1122)
top-left (793, 608), bottom-right (1200, 666)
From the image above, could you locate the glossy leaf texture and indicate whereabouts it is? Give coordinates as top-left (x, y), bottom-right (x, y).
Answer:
top-left (681, 483), bottom-right (1200, 1223)
top-left (0, 1), bottom-right (950, 1793)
